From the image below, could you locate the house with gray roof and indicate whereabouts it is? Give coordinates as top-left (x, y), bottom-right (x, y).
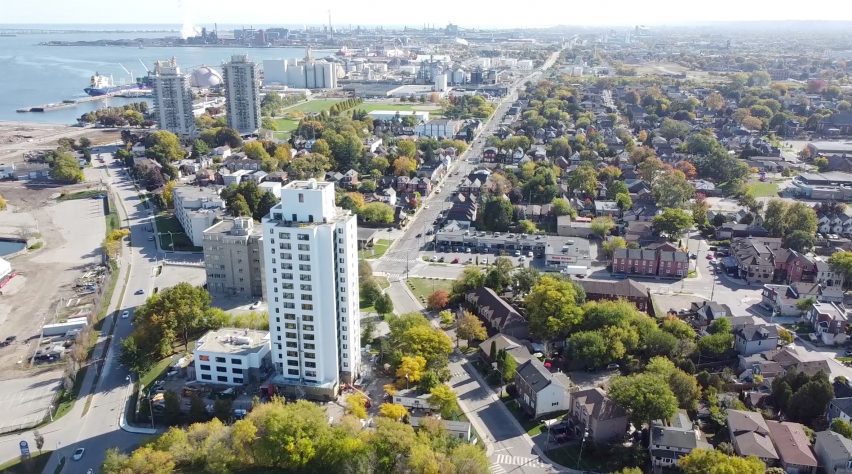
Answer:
top-left (465, 287), bottom-right (528, 339)
top-left (514, 358), bottom-right (574, 419)
top-left (649, 410), bottom-right (711, 469)
top-left (734, 324), bottom-right (780, 356)
top-left (828, 397), bottom-right (852, 424)
top-left (727, 409), bottom-right (779, 462)
top-left (478, 333), bottom-right (531, 366)
top-left (568, 387), bottom-right (629, 443)
top-left (814, 430), bottom-right (852, 474)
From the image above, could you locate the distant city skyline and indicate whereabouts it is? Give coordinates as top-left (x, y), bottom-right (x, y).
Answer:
top-left (3, 0), bottom-right (852, 29)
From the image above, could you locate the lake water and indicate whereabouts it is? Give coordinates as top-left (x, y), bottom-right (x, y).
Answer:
top-left (0, 26), bottom-right (326, 124)
top-left (0, 239), bottom-right (26, 256)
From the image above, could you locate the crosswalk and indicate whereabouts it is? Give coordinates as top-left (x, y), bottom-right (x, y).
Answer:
top-left (449, 368), bottom-right (467, 379)
top-left (493, 454), bottom-right (547, 469)
top-left (490, 463), bottom-right (507, 474)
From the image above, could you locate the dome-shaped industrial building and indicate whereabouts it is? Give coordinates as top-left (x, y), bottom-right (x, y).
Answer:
top-left (190, 66), bottom-right (223, 88)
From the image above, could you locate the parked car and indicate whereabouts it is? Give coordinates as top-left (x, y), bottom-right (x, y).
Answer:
top-left (451, 258), bottom-right (459, 264)
top-left (606, 363), bottom-right (620, 371)
top-left (121, 311), bottom-right (130, 319)
top-left (438, 256), bottom-right (445, 263)
top-left (430, 256), bottom-right (438, 262)
top-left (72, 448), bottom-right (85, 461)
top-left (135, 289), bottom-right (145, 295)
top-left (527, 251), bottom-right (534, 258)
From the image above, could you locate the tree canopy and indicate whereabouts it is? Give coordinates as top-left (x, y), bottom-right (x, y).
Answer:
top-left (524, 276), bottom-right (585, 340)
top-left (103, 399), bottom-right (489, 474)
top-left (608, 373), bottom-right (678, 427)
top-left (679, 449), bottom-right (765, 474)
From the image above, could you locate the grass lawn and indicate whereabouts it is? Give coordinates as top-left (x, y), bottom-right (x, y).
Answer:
top-left (0, 450), bottom-right (53, 473)
top-left (51, 364), bottom-right (88, 422)
top-left (272, 118), bottom-right (299, 133)
top-left (406, 277), bottom-right (453, 303)
top-left (546, 442), bottom-right (647, 472)
top-left (105, 196), bottom-right (120, 235)
top-left (58, 189), bottom-right (104, 201)
top-left (140, 355), bottom-right (177, 390)
top-left (503, 398), bottom-right (543, 436)
top-left (285, 99), bottom-right (345, 114)
top-left (360, 276), bottom-right (390, 313)
top-left (747, 181), bottom-right (780, 197)
top-left (154, 214), bottom-right (199, 252)
top-left (359, 239), bottom-right (393, 259)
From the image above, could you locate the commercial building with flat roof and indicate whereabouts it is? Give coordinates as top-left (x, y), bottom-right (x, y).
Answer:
top-left (202, 217), bottom-right (264, 299)
top-left (195, 328), bottom-right (271, 385)
top-left (173, 186), bottom-right (224, 247)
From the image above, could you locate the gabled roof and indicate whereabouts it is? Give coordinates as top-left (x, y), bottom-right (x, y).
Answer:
top-left (478, 334), bottom-right (531, 365)
top-left (767, 421), bottom-right (817, 468)
top-left (466, 287), bottom-right (527, 333)
top-left (815, 430), bottom-right (852, 460)
top-left (735, 324), bottom-right (779, 343)
top-left (830, 397), bottom-right (852, 418)
top-left (516, 358), bottom-right (573, 394)
top-left (571, 387), bottom-right (627, 421)
top-left (575, 278), bottom-right (648, 301)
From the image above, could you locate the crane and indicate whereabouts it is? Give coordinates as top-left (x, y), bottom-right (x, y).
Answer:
top-left (118, 63), bottom-right (133, 82)
top-left (138, 58), bottom-right (150, 74)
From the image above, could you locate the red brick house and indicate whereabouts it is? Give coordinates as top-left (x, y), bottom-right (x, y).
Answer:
top-left (612, 242), bottom-right (688, 279)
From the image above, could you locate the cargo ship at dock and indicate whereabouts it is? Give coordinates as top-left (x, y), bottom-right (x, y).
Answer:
top-left (84, 73), bottom-right (151, 96)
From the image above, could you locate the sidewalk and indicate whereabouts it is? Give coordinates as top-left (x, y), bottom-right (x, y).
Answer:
top-left (457, 355), bottom-right (578, 473)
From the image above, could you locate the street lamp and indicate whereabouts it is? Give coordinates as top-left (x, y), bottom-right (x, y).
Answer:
top-left (576, 428), bottom-right (590, 469)
top-left (491, 362), bottom-right (504, 398)
top-left (47, 404), bottom-right (54, 422)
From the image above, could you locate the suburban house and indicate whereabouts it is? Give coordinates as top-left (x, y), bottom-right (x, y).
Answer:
top-left (611, 242), bottom-right (688, 279)
top-left (715, 223), bottom-right (769, 239)
top-left (814, 430), bottom-right (852, 474)
top-left (734, 324), bottom-right (780, 356)
top-left (574, 278), bottom-right (650, 312)
top-left (514, 358), bottom-right (574, 419)
top-left (391, 389), bottom-right (437, 411)
top-left (568, 387), bottom-right (629, 444)
top-left (478, 333), bottom-right (532, 366)
top-left (730, 237), bottom-right (783, 284)
top-left (828, 398), bottom-right (852, 424)
top-left (806, 301), bottom-right (850, 345)
top-left (649, 410), bottom-right (711, 469)
top-left (727, 409), bottom-right (779, 463)
top-left (766, 420), bottom-right (818, 474)
top-left (465, 287), bottom-right (529, 339)
top-left (761, 284), bottom-right (806, 316)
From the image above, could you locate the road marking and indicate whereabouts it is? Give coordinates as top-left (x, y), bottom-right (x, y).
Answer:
top-left (495, 454), bottom-right (545, 468)
top-left (490, 463), bottom-right (507, 474)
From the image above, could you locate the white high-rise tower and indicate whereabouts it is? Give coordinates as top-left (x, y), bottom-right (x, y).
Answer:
top-left (222, 55), bottom-right (262, 135)
top-left (150, 57), bottom-right (196, 138)
top-left (261, 180), bottom-right (361, 400)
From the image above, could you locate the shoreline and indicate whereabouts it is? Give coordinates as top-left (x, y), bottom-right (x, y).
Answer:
top-left (40, 43), bottom-right (338, 49)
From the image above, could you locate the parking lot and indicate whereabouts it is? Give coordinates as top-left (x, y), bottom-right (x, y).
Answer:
top-left (0, 370), bottom-right (63, 433)
top-left (419, 247), bottom-right (539, 269)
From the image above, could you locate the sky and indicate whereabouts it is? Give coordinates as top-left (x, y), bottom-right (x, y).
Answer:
top-left (2, 0), bottom-right (852, 28)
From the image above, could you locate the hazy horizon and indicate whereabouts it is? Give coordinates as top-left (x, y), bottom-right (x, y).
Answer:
top-left (3, 0), bottom-right (852, 29)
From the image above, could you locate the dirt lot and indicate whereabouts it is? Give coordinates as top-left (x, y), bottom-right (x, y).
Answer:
top-left (0, 120), bottom-right (120, 163)
top-left (0, 181), bottom-right (107, 378)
